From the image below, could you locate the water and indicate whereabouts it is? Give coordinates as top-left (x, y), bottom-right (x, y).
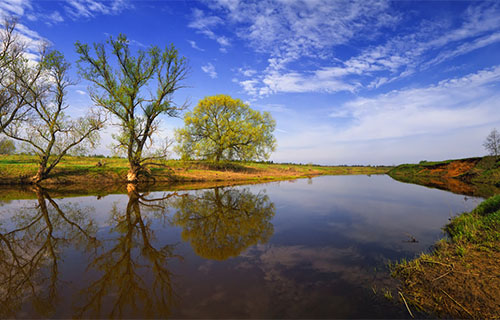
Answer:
top-left (0, 175), bottom-right (482, 318)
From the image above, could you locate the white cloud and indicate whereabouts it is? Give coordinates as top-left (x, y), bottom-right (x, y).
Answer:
top-left (261, 71), bottom-right (358, 95)
top-left (47, 11), bottom-right (64, 24)
top-left (202, 1), bottom-right (500, 96)
top-left (65, 0), bottom-right (131, 19)
top-left (255, 104), bottom-right (291, 113)
top-left (238, 67), bottom-right (257, 77)
top-left (76, 89), bottom-right (87, 95)
top-left (271, 66), bottom-right (500, 164)
top-left (211, 0), bottom-right (396, 63)
top-left (239, 79), bottom-right (259, 96)
top-left (201, 62), bottom-right (217, 79)
top-left (187, 40), bottom-right (204, 51)
top-left (0, 0), bottom-right (31, 16)
top-left (335, 66), bottom-right (500, 141)
top-left (188, 8), bottom-right (231, 50)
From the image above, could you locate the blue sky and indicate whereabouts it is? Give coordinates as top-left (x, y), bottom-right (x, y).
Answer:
top-left (2, 0), bottom-right (500, 165)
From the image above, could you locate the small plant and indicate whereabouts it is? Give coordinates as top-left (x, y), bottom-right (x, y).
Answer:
top-left (383, 289), bottom-right (393, 300)
top-left (456, 245), bottom-right (466, 257)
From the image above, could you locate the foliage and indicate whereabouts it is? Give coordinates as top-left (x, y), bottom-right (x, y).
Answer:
top-left (176, 94), bottom-right (276, 162)
top-left (75, 34), bottom-right (188, 182)
top-left (483, 128), bottom-right (500, 157)
top-left (0, 18), bottom-right (40, 133)
top-left (0, 137), bottom-right (15, 154)
top-left (3, 50), bottom-right (105, 183)
top-left (171, 187), bottom-right (275, 260)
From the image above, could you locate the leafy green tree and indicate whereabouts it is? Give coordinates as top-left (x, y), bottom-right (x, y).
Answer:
top-left (171, 187), bottom-right (275, 260)
top-left (3, 50), bottom-right (105, 183)
top-left (175, 94), bottom-right (276, 162)
top-left (0, 137), bottom-right (15, 154)
top-left (75, 34), bottom-right (188, 182)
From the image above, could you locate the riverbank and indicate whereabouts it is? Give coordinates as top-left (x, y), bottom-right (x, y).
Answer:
top-left (388, 156), bottom-right (500, 197)
top-left (391, 194), bottom-right (500, 318)
top-left (0, 155), bottom-right (391, 186)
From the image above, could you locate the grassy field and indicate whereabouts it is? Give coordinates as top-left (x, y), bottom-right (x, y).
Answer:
top-left (388, 156), bottom-right (500, 197)
top-left (391, 194), bottom-right (500, 318)
top-left (0, 154), bottom-right (392, 186)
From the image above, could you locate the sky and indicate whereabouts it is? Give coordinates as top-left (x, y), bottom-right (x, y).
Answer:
top-left (1, 0), bottom-right (500, 165)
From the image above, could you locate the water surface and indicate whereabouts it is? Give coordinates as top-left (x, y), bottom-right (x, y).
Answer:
top-left (0, 175), bottom-right (481, 318)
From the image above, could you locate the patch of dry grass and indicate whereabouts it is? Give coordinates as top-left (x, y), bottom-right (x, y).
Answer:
top-left (391, 195), bottom-right (500, 319)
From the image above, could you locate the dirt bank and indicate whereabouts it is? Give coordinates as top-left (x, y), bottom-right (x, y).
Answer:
top-left (388, 156), bottom-right (500, 197)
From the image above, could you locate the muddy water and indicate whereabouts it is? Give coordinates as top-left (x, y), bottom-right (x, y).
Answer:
top-left (0, 175), bottom-right (481, 318)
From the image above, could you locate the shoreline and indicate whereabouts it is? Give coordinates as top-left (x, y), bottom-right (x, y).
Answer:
top-left (0, 155), bottom-right (391, 198)
top-left (391, 194), bottom-right (500, 318)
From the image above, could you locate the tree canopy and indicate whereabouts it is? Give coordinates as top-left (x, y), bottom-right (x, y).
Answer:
top-left (3, 50), bottom-right (105, 183)
top-left (75, 34), bottom-right (188, 182)
top-left (0, 18), bottom-right (39, 133)
top-left (171, 187), bottom-right (275, 260)
top-left (176, 94), bottom-right (276, 162)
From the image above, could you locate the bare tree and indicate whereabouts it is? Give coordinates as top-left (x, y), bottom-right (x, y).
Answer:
top-left (75, 34), bottom-right (188, 182)
top-left (0, 18), bottom-right (40, 132)
top-left (0, 187), bottom-right (98, 318)
top-left (484, 128), bottom-right (500, 158)
top-left (4, 50), bottom-right (105, 183)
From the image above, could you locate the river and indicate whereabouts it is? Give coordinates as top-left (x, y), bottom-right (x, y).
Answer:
top-left (0, 175), bottom-right (482, 318)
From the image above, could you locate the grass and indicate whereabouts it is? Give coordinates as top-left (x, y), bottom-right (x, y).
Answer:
top-left (0, 154), bottom-right (392, 187)
top-left (391, 194), bottom-right (500, 319)
top-left (388, 156), bottom-right (500, 198)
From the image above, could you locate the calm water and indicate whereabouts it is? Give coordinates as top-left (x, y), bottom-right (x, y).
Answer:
top-left (0, 175), bottom-right (482, 318)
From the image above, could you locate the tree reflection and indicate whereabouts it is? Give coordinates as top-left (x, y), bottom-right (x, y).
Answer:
top-left (75, 184), bottom-right (181, 319)
top-left (0, 187), bottom-right (98, 318)
top-left (171, 187), bottom-right (275, 260)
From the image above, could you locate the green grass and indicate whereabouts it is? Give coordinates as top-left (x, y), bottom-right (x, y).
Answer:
top-left (391, 194), bottom-right (500, 318)
top-left (444, 195), bottom-right (500, 244)
top-left (0, 154), bottom-right (392, 186)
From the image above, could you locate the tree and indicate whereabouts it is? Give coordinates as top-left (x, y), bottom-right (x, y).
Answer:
top-left (0, 18), bottom-right (40, 133)
top-left (0, 137), bottom-right (15, 154)
top-left (75, 34), bottom-right (188, 182)
top-left (484, 128), bottom-right (500, 158)
top-left (3, 50), bottom-right (105, 183)
top-left (171, 187), bottom-right (275, 260)
top-left (76, 184), bottom-right (180, 318)
top-left (0, 187), bottom-right (98, 318)
top-left (176, 94), bottom-right (276, 162)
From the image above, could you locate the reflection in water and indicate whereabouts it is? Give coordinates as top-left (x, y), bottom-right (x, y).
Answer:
top-left (0, 176), bottom-right (480, 318)
top-left (0, 185), bottom-right (183, 318)
top-left (75, 184), bottom-right (180, 319)
top-left (171, 187), bottom-right (275, 260)
top-left (0, 187), bottom-right (98, 318)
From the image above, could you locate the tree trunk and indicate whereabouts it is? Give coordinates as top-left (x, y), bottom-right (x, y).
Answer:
top-left (31, 164), bottom-right (47, 184)
top-left (127, 163), bottom-right (141, 183)
top-left (215, 149), bottom-right (223, 162)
